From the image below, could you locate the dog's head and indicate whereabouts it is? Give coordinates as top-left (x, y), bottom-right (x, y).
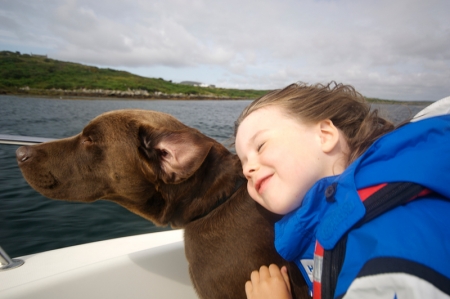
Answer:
top-left (17, 109), bottom-right (236, 226)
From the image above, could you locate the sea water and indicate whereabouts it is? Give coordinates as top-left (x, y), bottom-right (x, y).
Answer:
top-left (0, 95), bottom-right (427, 257)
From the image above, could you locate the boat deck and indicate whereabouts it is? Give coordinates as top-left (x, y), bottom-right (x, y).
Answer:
top-left (0, 230), bottom-right (197, 299)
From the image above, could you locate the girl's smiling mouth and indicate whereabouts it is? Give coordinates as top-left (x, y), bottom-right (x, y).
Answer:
top-left (256, 174), bottom-right (273, 195)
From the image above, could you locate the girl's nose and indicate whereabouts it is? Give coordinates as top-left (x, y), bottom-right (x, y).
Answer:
top-left (243, 161), bottom-right (258, 179)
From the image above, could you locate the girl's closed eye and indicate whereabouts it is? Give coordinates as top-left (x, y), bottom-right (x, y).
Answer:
top-left (257, 142), bottom-right (265, 152)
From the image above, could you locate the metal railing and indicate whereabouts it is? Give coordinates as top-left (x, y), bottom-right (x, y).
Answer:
top-left (0, 134), bottom-right (54, 145)
top-left (0, 246), bottom-right (24, 271)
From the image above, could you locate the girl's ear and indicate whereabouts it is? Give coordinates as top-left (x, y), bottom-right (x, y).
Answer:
top-left (318, 119), bottom-right (340, 153)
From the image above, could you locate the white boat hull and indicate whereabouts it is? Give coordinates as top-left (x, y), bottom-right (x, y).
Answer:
top-left (0, 230), bottom-right (198, 299)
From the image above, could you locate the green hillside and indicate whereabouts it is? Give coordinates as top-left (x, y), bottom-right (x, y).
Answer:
top-left (0, 51), bottom-right (269, 99)
top-left (0, 50), bottom-right (428, 104)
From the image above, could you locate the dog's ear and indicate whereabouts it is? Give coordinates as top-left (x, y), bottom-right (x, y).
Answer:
top-left (139, 126), bottom-right (214, 184)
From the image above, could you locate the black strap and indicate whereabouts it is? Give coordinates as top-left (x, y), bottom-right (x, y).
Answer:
top-left (321, 182), bottom-right (427, 299)
top-left (361, 182), bottom-right (425, 224)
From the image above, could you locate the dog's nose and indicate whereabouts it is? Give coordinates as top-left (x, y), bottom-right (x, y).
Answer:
top-left (16, 145), bottom-right (32, 163)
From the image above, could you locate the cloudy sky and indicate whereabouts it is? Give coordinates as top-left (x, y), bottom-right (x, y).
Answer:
top-left (1, 0), bottom-right (449, 101)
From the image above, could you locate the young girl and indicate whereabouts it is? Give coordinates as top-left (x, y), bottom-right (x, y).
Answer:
top-left (234, 82), bottom-right (450, 299)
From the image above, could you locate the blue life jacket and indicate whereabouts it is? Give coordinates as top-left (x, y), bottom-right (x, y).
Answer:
top-left (274, 112), bottom-right (450, 298)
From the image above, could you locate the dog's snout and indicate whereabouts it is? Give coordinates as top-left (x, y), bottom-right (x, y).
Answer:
top-left (16, 145), bottom-right (33, 163)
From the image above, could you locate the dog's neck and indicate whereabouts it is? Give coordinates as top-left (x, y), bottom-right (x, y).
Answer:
top-left (190, 175), bottom-right (246, 222)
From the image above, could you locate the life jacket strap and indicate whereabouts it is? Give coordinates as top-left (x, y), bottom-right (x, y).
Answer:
top-left (313, 182), bottom-right (432, 299)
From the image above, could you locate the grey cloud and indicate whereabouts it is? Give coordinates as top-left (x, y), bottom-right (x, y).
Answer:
top-left (0, 0), bottom-right (449, 101)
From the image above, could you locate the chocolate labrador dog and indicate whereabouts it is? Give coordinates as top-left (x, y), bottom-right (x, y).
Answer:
top-left (16, 109), bottom-right (308, 299)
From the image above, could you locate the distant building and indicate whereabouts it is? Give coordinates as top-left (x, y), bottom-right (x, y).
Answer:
top-left (180, 81), bottom-right (215, 88)
top-left (180, 81), bottom-right (202, 86)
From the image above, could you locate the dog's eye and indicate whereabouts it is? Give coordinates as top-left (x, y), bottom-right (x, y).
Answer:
top-left (82, 136), bottom-right (93, 145)
top-left (159, 149), bottom-right (168, 158)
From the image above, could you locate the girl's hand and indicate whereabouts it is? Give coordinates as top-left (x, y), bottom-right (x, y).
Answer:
top-left (245, 264), bottom-right (292, 299)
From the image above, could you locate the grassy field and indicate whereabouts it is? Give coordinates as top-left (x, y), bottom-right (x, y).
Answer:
top-left (0, 51), bottom-right (269, 99)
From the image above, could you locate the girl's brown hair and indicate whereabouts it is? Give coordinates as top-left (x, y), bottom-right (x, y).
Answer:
top-left (234, 82), bottom-right (395, 165)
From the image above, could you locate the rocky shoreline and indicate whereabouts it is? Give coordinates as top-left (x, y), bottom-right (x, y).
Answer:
top-left (1, 87), bottom-right (431, 105)
top-left (7, 86), bottom-right (242, 100)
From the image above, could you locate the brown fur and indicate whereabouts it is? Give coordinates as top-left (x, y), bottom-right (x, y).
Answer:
top-left (16, 109), bottom-right (308, 299)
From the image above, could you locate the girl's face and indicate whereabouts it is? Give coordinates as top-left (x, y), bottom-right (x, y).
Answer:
top-left (235, 105), bottom-right (337, 215)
